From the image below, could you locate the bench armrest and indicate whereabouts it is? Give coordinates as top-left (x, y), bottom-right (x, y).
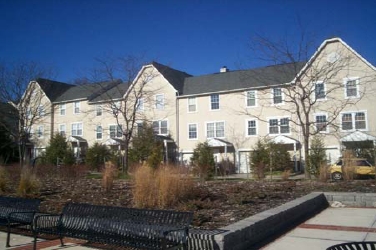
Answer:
top-left (8, 211), bottom-right (37, 222)
top-left (33, 214), bottom-right (62, 231)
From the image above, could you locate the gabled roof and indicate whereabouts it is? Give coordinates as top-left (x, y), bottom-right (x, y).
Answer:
top-left (36, 78), bottom-right (74, 102)
top-left (182, 62), bottom-right (305, 96)
top-left (54, 80), bottom-right (125, 103)
top-left (89, 82), bottom-right (130, 103)
top-left (151, 62), bottom-right (192, 94)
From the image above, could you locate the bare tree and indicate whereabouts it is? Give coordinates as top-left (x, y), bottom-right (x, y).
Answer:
top-left (246, 33), bottom-right (376, 178)
top-left (78, 55), bottom-right (160, 173)
top-left (0, 61), bottom-right (56, 166)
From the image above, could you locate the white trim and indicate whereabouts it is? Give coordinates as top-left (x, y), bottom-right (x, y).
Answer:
top-left (245, 90), bottom-right (257, 108)
top-left (209, 93), bottom-right (220, 111)
top-left (187, 97), bottom-right (197, 113)
top-left (314, 81), bottom-right (327, 101)
top-left (37, 125), bottom-right (44, 138)
top-left (267, 116), bottom-right (291, 136)
top-left (58, 124), bottom-right (66, 136)
top-left (108, 124), bottom-right (123, 138)
top-left (152, 120), bottom-right (169, 135)
top-left (73, 101), bottom-right (80, 114)
top-left (136, 98), bottom-right (144, 112)
top-left (205, 120), bottom-right (225, 139)
top-left (343, 77), bottom-right (360, 99)
top-left (71, 122), bottom-right (83, 136)
top-left (95, 104), bottom-right (103, 116)
top-left (96, 125), bottom-right (103, 140)
top-left (59, 103), bottom-right (66, 116)
top-left (187, 123), bottom-right (198, 140)
top-left (155, 94), bottom-right (165, 110)
top-left (245, 119), bottom-right (258, 137)
top-left (340, 110), bottom-right (368, 132)
top-left (313, 112), bottom-right (329, 133)
top-left (271, 87), bottom-right (284, 106)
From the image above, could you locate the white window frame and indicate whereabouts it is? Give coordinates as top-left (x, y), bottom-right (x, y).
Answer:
top-left (109, 124), bottom-right (123, 138)
top-left (136, 98), bottom-right (144, 111)
top-left (96, 105), bottom-right (102, 116)
top-left (206, 121), bottom-right (225, 138)
top-left (37, 125), bottom-right (44, 138)
top-left (59, 104), bottom-right (66, 116)
top-left (59, 124), bottom-right (66, 137)
top-left (340, 111), bottom-right (367, 131)
top-left (152, 120), bottom-right (168, 135)
top-left (314, 113), bottom-right (328, 133)
top-left (155, 94), bottom-right (165, 110)
top-left (96, 125), bottom-right (103, 140)
top-left (37, 105), bottom-right (45, 117)
top-left (246, 90), bottom-right (257, 107)
top-left (187, 97), bottom-right (197, 113)
top-left (272, 88), bottom-right (283, 105)
top-left (267, 117), bottom-right (290, 135)
top-left (188, 123), bottom-right (198, 140)
top-left (73, 101), bottom-right (80, 114)
top-left (71, 122), bottom-right (83, 136)
top-left (210, 94), bottom-right (220, 110)
top-left (314, 81), bottom-right (326, 100)
top-left (246, 119), bottom-right (257, 137)
top-left (344, 77), bottom-right (360, 98)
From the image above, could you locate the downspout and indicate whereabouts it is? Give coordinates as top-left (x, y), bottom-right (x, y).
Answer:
top-left (50, 103), bottom-right (54, 140)
top-left (175, 91), bottom-right (180, 163)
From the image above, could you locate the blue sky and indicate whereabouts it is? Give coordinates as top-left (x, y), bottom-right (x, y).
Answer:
top-left (1, 0), bottom-right (375, 83)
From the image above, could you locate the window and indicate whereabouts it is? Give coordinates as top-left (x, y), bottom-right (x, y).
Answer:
top-left (341, 112), bottom-right (367, 131)
top-left (153, 120), bottom-right (168, 135)
top-left (74, 101), bottom-right (80, 114)
top-left (268, 118), bottom-right (289, 134)
top-left (111, 101), bottom-right (121, 115)
top-left (136, 98), bottom-right (144, 111)
top-left (188, 97), bottom-right (197, 112)
top-left (246, 120), bottom-right (257, 136)
top-left (71, 123), bottom-right (83, 136)
top-left (246, 90), bottom-right (256, 107)
top-left (109, 125), bottom-right (122, 138)
top-left (37, 106), bottom-right (45, 117)
top-left (188, 124), bottom-right (197, 139)
top-left (315, 115), bottom-right (327, 132)
top-left (136, 122), bottom-right (144, 135)
top-left (210, 94), bottom-right (219, 110)
top-left (37, 126), bottom-right (44, 138)
top-left (59, 124), bottom-right (66, 136)
top-left (155, 94), bottom-right (164, 110)
top-left (96, 125), bottom-right (102, 140)
top-left (96, 105), bottom-right (102, 116)
top-left (345, 78), bottom-right (359, 98)
top-left (26, 108), bottom-right (32, 119)
top-left (59, 104), bottom-right (66, 116)
top-left (206, 121), bottom-right (225, 138)
top-left (272, 88), bottom-right (282, 104)
top-left (315, 82), bottom-right (325, 99)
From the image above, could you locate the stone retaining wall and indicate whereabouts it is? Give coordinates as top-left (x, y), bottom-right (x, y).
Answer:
top-left (323, 192), bottom-right (376, 207)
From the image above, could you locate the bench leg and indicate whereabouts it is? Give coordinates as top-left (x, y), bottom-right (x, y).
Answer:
top-left (6, 224), bottom-right (11, 247)
top-left (59, 236), bottom-right (64, 247)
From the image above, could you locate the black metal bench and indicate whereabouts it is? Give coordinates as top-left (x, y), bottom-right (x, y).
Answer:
top-left (0, 196), bottom-right (41, 247)
top-left (327, 241), bottom-right (376, 250)
top-left (33, 202), bottom-right (193, 250)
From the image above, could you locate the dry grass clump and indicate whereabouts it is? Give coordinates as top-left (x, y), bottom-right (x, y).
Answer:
top-left (319, 164), bottom-right (329, 181)
top-left (342, 150), bottom-right (355, 181)
top-left (17, 167), bottom-right (41, 197)
top-left (281, 169), bottom-right (291, 181)
top-left (102, 161), bottom-right (118, 191)
top-left (133, 164), bottom-right (194, 209)
top-left (0, 166), bottom-right (9, 192)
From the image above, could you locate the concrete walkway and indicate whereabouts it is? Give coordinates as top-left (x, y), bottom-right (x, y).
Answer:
top-left (2, 201), bottom-right (376, 250)
top-left (262, 207), bottom-right (376, 250)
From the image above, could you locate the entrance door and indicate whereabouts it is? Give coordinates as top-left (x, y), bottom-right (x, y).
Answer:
top-left (239, 151), bottom-right (250, 174)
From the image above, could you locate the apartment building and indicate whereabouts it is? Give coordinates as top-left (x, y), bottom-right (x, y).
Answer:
top-left (24, 38), bottom-right (376, 173)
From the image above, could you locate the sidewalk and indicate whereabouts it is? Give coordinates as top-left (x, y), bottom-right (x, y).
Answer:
top-left (262, 207), bottom-right (376, 250)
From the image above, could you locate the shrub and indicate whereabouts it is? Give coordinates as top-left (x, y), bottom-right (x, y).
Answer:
top-left (133, 164), bottom-right (194, 209)
top-left (250, 139), bottom-right (269, 179)
top-left (308, 135), bottom-right (327, 177)
top-left (44, 133), bottom-right (75, 166)
top-left (17, 167), bottom-right (41, 197)
top-left (191, 142), bottom-right (215, 180)
top-left (0, 166), bottom-right (8, 192)
top-left (85, 143), bottom-right (112, 171)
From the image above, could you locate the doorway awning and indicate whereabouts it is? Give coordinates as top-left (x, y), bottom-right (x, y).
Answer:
top-left (272, 135), bottom-right (299, 145)
top-left (207, 138), bottom-right (233, 147)
top-left (105, 138), bottom-right (124, 146)
top-left (340, 131), bottom-right (376, 148)
top-left (67, 136), bottom-right (87, 143)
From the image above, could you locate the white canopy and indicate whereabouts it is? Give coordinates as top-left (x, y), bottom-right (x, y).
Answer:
top-left (271, 135), bottom-right (299, 144)
top-left (340, 131), bottom-right (376, 142)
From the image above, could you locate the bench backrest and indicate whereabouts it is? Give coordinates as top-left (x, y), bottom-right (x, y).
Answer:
top-left (0, 196), bottom-right (41, 211)
top-left (60, 202), bottom-right (193, 230)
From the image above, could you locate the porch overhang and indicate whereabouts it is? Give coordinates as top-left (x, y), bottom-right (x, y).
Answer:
top-left (67, 136), bottom-right (87, 143)
top-left (105, 138), bottom-right (124, 146)
top-left (340, 131), bottom-right (376, 148)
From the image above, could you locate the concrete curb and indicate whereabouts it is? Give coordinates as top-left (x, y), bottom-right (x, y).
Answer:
top-left (212, 192), bottom-right (329, 250)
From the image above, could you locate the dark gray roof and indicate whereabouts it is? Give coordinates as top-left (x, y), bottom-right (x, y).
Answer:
top-left (182, 62), bottom-right (306, 96)
top-left (54, 80), bottom-right (124, 103)
top-left (152, 62), bottom-right (192, 94)
top-left (89, 82), bottom-right (130, 103)
top-left (36, 78), bottom-right (74, 102)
